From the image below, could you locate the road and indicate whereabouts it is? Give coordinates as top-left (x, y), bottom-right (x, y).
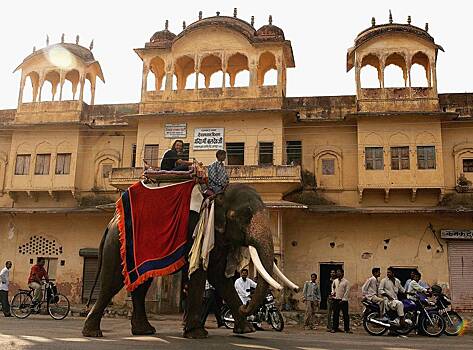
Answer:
top-left (0, 316), bottom-right (471, 350)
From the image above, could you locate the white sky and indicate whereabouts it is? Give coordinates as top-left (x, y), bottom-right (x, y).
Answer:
top-left (1, 0), bottom-right (472, 109)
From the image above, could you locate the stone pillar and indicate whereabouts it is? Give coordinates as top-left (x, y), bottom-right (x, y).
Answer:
top-left (431, 60), bottom-right (438, 95)
top-left (355, 63), bottom-right (361, 97)
top-left (78, 74), bottom-right (86, 102)
top-left (38, 71), bottom-right (45, 102)
top-left (141, 63), bottom-right (149, 96)
top-left (17, 74), bottom-right (26, 106)
top-left (90, 77), bottom-right (96, 105)
top-left (59, 71), bottom-right (66, 101)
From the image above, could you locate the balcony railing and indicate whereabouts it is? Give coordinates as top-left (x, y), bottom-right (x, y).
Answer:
top-left (109, 165), bottom-right (301, 191)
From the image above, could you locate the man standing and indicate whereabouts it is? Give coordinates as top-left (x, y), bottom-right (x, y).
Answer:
top-left (234, 268), bottom-right (257, 305)
top-left (326, 269), bottom-right (336, 332)
top-left (0, 261), bottom-right (12, 317)
top-left (201, 280), bottom-right (224, 328)
top-left (362, 267), bottom-right (385, 317)
top-left (302, 273), bottom-right (321, 330)
top-left (331, 268), bottom-right (351, 333)
top-left (207, 150), bottom-right (229, 195)
top-left (379, 267), bottom-right (405, 326)
top-left (28, 257), bottom-right (49, 306)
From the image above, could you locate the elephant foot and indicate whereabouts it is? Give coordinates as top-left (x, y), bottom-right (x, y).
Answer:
top-left (183, 327), bottom-right (208, 339)
top-left (233, 320), bottom-right (255, 334)
top-left (131, 321), bottom-right (156, 336)
top-left (82, 327), bottom-right (103, 338)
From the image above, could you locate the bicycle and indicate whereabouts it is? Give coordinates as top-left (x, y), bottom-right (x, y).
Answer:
top-left (10, 281), bottom-right (70, 320)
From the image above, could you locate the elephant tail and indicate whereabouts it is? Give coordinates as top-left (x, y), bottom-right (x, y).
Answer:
top-left (86, 221), bottom-right (109, 308)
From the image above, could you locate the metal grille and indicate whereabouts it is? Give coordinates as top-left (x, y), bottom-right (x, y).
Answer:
top-left (447, 241), bottom-right (473, 311)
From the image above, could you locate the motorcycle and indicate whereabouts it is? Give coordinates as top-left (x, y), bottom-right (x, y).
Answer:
top-left (362, 293), bottom-right (445, 337)
top-left (431, 285), bottom-right (464, 336)
top-left (222, 292), bottom-right (285, 331)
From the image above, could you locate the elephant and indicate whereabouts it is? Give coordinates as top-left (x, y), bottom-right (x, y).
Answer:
top-left (82, 183), bottom-right (299, 339)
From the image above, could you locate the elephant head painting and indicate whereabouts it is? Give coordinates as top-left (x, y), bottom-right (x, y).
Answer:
top-left (82, 183), bottom-right (299, 339)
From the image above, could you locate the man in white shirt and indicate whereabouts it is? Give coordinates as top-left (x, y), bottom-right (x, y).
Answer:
top-left (330, 268), bottom-right (351, 333)
top-left (407, 271), bottom-right (429, 300)
top-left (0, 261), bottom-right (12, 317)
top-left (234, 268), bottom-right (257, 305)
top-left (404, 269), bottom-right (429, 291)
top-left (379, 267), bottom-right (405, 326)
top-left (362, 267), bottom-right (385, 317)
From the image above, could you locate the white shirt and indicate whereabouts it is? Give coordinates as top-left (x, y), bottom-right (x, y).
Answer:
top-left (332, 277), bottom-right (350, 301)
top-left (407, 279), bottom-right (428, 300)
top-left (379, 277), bottom-right (405, 300)
top-left (0, 267), bottom-right (10, 291)
top-left (234, 277), bottom-right (257, 304)
top-left (362, 276), bottom-right (379, 298)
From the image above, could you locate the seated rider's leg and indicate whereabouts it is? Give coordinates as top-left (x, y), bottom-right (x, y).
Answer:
top-left (29, 282), bottom-right (42, 303)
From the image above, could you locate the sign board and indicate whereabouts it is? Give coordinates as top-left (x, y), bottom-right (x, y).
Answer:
top-left (441, 230), bottom-right (473, 240)
top-left (165, 124), bottom-right (187, 138)
top-left (193, 128), bottom-right (224, 150)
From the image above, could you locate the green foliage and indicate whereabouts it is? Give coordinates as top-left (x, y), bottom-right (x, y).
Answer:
top-left (79, 195), bottom-right (115, 208)
top-left (440, 192), bottom-right (473, 208)
top-left (284, 190), bottom-right (334, 206)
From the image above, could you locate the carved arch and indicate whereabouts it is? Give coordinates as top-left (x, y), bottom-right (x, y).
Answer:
top-left (314, 147), bottom-right (343, 189)
top-left (94, 150), bottom-right (120, 190)
top-left (453, 143), bottom-right (473, 184)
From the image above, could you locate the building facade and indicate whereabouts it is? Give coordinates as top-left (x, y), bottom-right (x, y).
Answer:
top-left (1, 11), bottom-right (472, 311)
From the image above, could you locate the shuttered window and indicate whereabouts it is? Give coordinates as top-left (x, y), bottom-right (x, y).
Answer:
top-left (391, 146), bottom-right (410, 170)
top-left (131, 144), bottom-right (137, 167)
top-left (259, 142), bottom-right (274, 165)
top-left (82, 256), bottom-right (101, 303)
top-left (102, 164), bottom-right (112, 178)
top-left (286, 141), bottom-right (302, 166)
top-left (15, 154), bottom-right (31, 175)
top-left (447, 241), bottom-right (473, 311)
top-left (226, 142), bottom-right (245, 165)
top-left (462, 159), bottom-right (473, 173)
top-left (365, 147), bottom-right (383, 170)
top-left (55, 153), bottom-right (71, 175)
top-left (34, 154), bottom-right (51, 175)
top-left (144, 144), bottom-right (159, 167)
top-left (417, 146), bottom-right (436, 169)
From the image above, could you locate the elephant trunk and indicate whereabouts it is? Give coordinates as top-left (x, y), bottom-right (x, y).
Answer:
top-left (240, 210), bottom-right (276, 317)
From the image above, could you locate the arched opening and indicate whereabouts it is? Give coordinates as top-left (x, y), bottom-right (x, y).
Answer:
top-left (174, 56), bottom-right (195, 90)
top-left (227, 53), bottom-right (249, 87)
top-left (185, 72), bottom-right (205, 89)
top-left (146, 71), bottom-right (156, 92)
top-left (411, 52), bottom-right (430, 87)
top-left (360, 54), bottom-right (381, 88)
top-left (23, 72), bottom-right (39, 103)
top-left (200, 54), bottom-right (223, 88)
top-left (384, 53), bottom-right (407, 88)
top-left (258, 52), bottom-right (277, 86)
top-left (64, 70), bottom-right (80, 100)
top-left (149, 56), bottom-right (166, 91)
top-left (82, 77), bottom-right (92, 104)
top-left (41, 71), bottom-right (60, 101)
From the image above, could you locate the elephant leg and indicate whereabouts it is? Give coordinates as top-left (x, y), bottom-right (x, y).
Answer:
top-left (209, 276), bottom-right (254, 334)
top-left (131, 278), bottom-right (156, 335)
top-left (82, 265), bottom-right (124, 337)
top-left (183, 267), bottom-right (208, 339)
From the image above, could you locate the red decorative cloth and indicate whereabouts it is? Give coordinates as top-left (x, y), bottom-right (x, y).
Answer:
top-left (116, 180), bottom-right (195, 291)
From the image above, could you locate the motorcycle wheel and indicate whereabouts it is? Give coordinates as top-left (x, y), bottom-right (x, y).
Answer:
top-left (443, 311), bottom-right (463, 336)
top-left (394, 311), bottom-right (416, 335)
top-left (362, 311), bottom-right (388, 336)
top-left (222, 308), bottom-right (234, 329)
top-left (420, 312), bottom-right (446, 337)
top-left (269, 310), bottom-right (284, 332)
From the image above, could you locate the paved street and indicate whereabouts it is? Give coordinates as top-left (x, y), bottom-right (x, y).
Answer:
top-left (0, 316), bottom-right (471, 350)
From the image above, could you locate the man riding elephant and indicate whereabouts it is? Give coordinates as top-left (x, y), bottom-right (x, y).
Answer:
top-left (82, 183), bottom-right (299, 339)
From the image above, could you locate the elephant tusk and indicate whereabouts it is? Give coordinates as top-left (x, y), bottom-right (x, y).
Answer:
top-left (273, 263), bottom-right (300, 292)
top-left (249, 246), bottom-right (283, 291)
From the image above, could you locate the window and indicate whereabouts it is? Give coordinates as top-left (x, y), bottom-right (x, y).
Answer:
top-left (226, 143), bottom-right (245, 165)
top-left (391, 146), bottom-right (410, 170)
top-left (286, 141), bottom-right (302, 166)
top-left (417, 146), bottom-right (436, 169)
top-left (259, 142), bottom-right (274, 165)
top-left (182, 143), bottom-right (190, 161)
top-left (15, 154), bottom-right (30, 175)
top-left (322, 159), bottom-right (335, 175)
top-left (463, 159), bottom-right (473, 173)
top-left (55, 153), bottom-right (71, 175)
top-left (365, 147), bottom-right (384, 170)
top-left (131, 144), bottom-right (137, 167)
top-left (34, 154), bottom-right (51, 175)
top-left (102, 164), bottom-right (112, 178)
top-left (144, 144), bottom-right (159, 167)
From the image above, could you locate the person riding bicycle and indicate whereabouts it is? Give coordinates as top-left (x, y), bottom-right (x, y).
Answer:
top-left (28, 257), bottom-right (49, 307)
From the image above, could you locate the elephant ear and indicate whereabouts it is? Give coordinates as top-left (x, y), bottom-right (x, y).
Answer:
top-left (213, 193), bottom-right (226, 234)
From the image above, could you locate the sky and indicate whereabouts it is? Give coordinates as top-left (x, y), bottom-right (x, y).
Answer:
top-left (0, 0), bottom-right (472, 109)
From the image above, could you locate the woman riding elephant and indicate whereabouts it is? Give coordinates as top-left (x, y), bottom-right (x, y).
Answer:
top-left (82, 184), bottom-right (298, 339)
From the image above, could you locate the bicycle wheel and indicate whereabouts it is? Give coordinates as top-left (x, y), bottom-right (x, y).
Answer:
top-left (48, 293), bottom-right (70, 320)
top-left (222, 307), bottom-right (234, 329)
top-left (269, 310), bottom-right (284, 331)
top-left (443, 311), bottom-right (463, 336)
top-left (10, 292), bottom-right (33, 319)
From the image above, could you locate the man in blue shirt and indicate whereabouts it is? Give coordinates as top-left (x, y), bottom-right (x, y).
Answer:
top-left (207, 150), bottom-right (229, 194)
